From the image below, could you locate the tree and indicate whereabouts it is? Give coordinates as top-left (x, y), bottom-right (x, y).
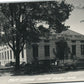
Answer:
top-left (29, 1), bottom-right (73, 33)
top-left (0, 3), bottom-right (40, 72)
top-left (0, 1), bottom-right (73, 72)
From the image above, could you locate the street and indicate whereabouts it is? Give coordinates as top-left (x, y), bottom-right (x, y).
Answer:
top-left (0, 70), bottom-right (84, 84)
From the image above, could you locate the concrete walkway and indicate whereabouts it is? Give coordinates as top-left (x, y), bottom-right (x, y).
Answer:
top-left (0, 70), bottom-right (84, 84)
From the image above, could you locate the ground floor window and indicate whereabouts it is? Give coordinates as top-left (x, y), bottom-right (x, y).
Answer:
top-left (81, 45), bottom-right (84, 55)
top-left (10, 50), bottom-right (12, 59)
top-left (5, 51), bottom-right (6, 59)
top-left (44, 45), bottom-right (50, 57)
top-left (7, 51), bottom-right (9, 59)
top-left (0, 53), bottom-right (1, 60)
top-left (32, 44), bottom-right (38, 58)
top-left (72, 45), bottom-right (76, 55)
top-left (2, 53), bottom-right (4, 60)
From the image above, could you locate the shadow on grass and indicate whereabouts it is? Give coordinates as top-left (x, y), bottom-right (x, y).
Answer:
top-left (11, 68), bottom-right (84, 76)
top-left (0, 66), bottom-right (84, 76)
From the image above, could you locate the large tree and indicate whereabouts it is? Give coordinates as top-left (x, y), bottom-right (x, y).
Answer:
top-left (0, 1), bottom-right (73, 72)
top-left (0, 3), bottom-right (40, 72)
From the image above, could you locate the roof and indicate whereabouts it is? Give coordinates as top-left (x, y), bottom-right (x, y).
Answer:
top-left (51, 29), bottom-right (84, 40)
top-left (61, 29), bottom-right (83, 36)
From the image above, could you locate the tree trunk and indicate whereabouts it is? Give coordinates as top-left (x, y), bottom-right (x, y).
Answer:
top-left (14, 51), bottom-right (20, 73)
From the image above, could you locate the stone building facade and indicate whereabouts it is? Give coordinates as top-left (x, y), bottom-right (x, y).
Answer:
top-left (0, 29), bottom-right (84, 66)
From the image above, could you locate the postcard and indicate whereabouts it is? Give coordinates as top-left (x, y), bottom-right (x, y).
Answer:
top-left (0, 0), bottom-right (84, 84)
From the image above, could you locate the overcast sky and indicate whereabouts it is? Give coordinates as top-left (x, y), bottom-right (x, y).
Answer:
top-left (65, 0), bottom-right (84, 35)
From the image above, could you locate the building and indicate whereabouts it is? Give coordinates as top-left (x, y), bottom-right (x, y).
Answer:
top-left (0, 29), bottom-right (84, 66)
top-left (0, 45), bottom-right (27, 66)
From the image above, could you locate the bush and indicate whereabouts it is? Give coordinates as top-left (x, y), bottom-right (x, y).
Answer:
top-left (24, 62), bottom-right (52, 74)
top-left (5, 61), bottom-right (15, 67)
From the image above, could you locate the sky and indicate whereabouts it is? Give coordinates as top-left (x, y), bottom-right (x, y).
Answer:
top-left (65, 0), bottom-right (84, 35)
top-left (0, 0), bottom-right (84, 35)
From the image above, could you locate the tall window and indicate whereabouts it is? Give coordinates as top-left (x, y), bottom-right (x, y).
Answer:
top-left (32, 44), bottom-right (38, 58)
top-left (2, 53), bottom-right (4, 60)
top-left (5, 51), bottom-right (6, 59)
top-left (22, 49), bottom-right (24, 58)
top-left (7, 51), bottom-right (9, 59)
top-left (81, 45), bottom-right (84, 55)
top-left (72, 45), bottom-right (76, 55)
top-left (44, 45), bottom-right (50, 57)
top-left (0, 53), bottom-right (1, 60)
top-left (10, 50), bottom-right (12, 59)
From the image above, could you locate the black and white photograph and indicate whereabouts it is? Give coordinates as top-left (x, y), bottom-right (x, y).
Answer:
top-left (0, 0), bottom-right (84, 84)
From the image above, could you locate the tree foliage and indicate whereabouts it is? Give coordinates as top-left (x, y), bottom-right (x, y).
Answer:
top-left (0, 1), bottom-right (73, 71)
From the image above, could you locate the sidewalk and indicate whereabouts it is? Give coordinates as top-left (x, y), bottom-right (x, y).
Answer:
top-left (0, 70), bottom-right (84, 84)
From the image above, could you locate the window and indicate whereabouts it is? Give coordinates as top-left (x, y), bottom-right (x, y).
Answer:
top-left (72, 45), bottom-right (76, 55)
top-left (32, 44), bottom-right (38, 58)
top-left (0, 53), bottom-right (1, 60)
top-left (81, 45), bottom-right (84, 55)
top-left (44, 45), bottom-right (50, 57)
top-left (44, 40), bottom-right (49, 42)
top-left (72, 40), bottom-right (76, 43)
top-left (80, 40), bottom-right (84, 43)
top-left (10, 50), bottom-right (12, 59)
top-left (7, 51), bottom-right (9, 59)
top-left (5, 51), bottom-right (6, 59)
top-left (22, 49), bottom-right (24, 58)
top-left (2, 53), bottom-right (4, 60)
